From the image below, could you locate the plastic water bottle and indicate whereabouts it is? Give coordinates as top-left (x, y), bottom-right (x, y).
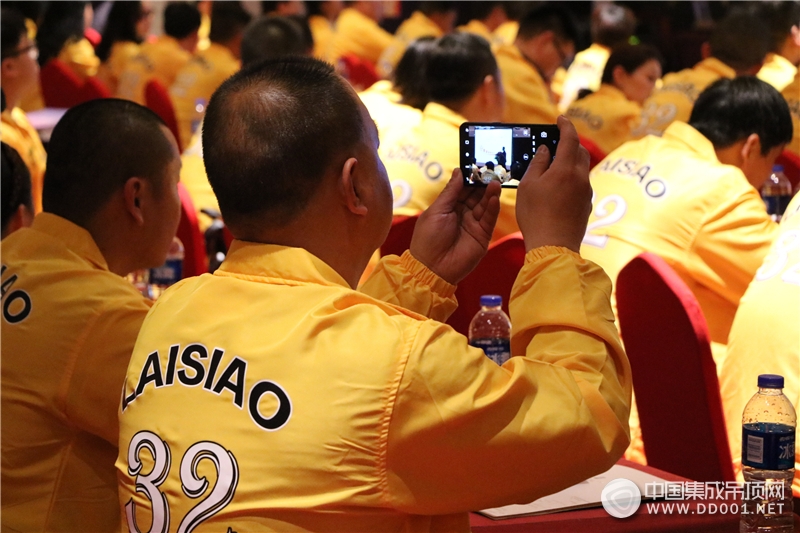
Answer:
top-left (191, 98), bottom-right (206, 135)
top-left (468, 295), bottom-right (511, 365)
top-left (761, 166), bottom-right (793, 222)
top-left (740, 374), bottom-right (796, 533)
top-left (149, 237), bottom-right (184, 300)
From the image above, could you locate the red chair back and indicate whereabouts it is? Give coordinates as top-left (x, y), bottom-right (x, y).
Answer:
top-left (617, 253), bottom-right (734, 482)
top-left (80, 76), bottom-right (111, 102)
top-left (144, 78), bottom-right (183, 153)
top-left (340, 54), bottom-right (379, 91)
top-left (579, 135), bottom-right (607, 169)
top-left (380, 215), bottom-right (418, 258)
top-left (776, 150), bottom-right (800, 192)
top-left (446, 232), bottom-right (526, 336)
top-left (177, 182), bottom-right (208, 278)
top-left (40, 59), bottom-right (84, 108)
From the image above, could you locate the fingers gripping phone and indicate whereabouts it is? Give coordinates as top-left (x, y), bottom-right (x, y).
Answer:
top-left (460, 123), bottom-right (560, 188)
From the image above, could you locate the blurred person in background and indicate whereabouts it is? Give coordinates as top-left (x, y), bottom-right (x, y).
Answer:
top-left (0, 98), bottom-right (181, 533)
top-left (306, 0), bottom-right (343, 60)
top-left (558, 2), bottom-right (637, 111)
top-left (1, 11), bottom-right (46, 213)
top-left (636, 10), bottom-right (771, 137)
top-left (1, 141), bottom-right (34, 239)
top-left (580, 77), bottom-right (793, 465)
top-left (784, 70), bottom-right (800, 158)
top-left (327, 1), bottom-right (394, 66)
top-left (567, 44), bottom-right (663, 154)
top-left (456, 1), bottom-right (508, 48)
top-left (756, 1), bottom-right (800, 92)
top-left (497, 4), bottom-right (577, 124)
top-left (170, 1), bottom-right (251, 149)
top-left (377, 1), bottom-right (458, 79)
top-left (96, 1), bottom-right (153, 94)
top-left (116, 1), bottom-right (201, 105)
top-left (262, 0), bottom-right (307, 17)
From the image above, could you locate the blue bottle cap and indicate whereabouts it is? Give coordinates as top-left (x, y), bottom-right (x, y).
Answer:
top-left (772, 165), bottom-right (784, 173)
top-left (480, 294), bottom-right (502, 307)
top-left (758, 374), bottom-right (784, 389)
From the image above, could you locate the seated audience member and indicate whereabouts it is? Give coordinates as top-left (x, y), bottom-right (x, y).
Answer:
top-left (756, 2), bottom-right (800, 92)
top-left (327, 1), bottom-right (394, 66)
top-left (580, 77), bottom-right (792, 464)
top-left (382, 33), bottom-right (519, 240)
top-left (377, 1), bottom-right (457, 78)
top-left (720, 193), bottom-right (800, 496)
top-left (359, 36), bottom-right (434, 144)
top-left (559, 3), bottom-right (637, 111)
top-left (784, 70), bottom-right (800, 157)
top-left (1, 142), bottom-right (34, 238)
top-left (567, 44), bottom-right (663, 155)
top-left (306, 1), bottom-right (343, 59)
top-left (0, 99), bottom-right (181, 532)
top-left (636, 12), bottom-right (771, 137)
top-left (117, 1), bottom-right (202, 104)
top-left (496, 5), bottom-right (578, 124)
top-left (182, 14), bottom-right (309, 232)
top-left (1, 10), bottom-right (46, 213)
top-left (456, 1), bottom-right (508, 47)
top-left (261, 0), bottom-right (307, 17)
top-left (171, 1), bottom-right (251, 149)
top-left (116, 55), bottom-right (631, 530)
top-left (96, 1), bottom-right (153, 94)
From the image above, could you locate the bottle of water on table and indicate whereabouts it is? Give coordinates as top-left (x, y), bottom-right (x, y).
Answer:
top-left (761, 165), bottom-right (793, 222)
top-left (740, 374), bottom-right (796, 533)
top-left (469, 295), bottom-right (511, 365)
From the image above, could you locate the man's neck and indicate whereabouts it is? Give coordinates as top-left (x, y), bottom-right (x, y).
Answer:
top-left (2, 85), bottom-right (22, 111)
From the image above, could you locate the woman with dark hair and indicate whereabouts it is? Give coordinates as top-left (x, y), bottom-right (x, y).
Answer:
top-left (566, 43), bottom-right (663, 154)
top-left (96, 0), bottom-right (152, 93)
top-left (38, 2), bottom-right (99, 78)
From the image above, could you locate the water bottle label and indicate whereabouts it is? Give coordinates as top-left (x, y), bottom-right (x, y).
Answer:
top-left (149, 259), bottom-right (183, 287)
top-left (742, 422), bottom-right (795, 470)
top-left (470, 338), bottom-right (511, 365)
top-left (763, 195), bottom-right (794, 217)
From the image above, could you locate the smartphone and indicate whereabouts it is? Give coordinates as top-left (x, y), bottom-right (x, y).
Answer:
top-left (460, 123), bottom-right (559, 188)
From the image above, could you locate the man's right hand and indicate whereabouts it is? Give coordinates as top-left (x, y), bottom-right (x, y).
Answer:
top-left (515, 116), bottom-right (592, 253)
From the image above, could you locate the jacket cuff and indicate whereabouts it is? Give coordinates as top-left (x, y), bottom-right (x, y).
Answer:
top-left (526, 246), bottom-right (584, 264)
top-left (401, 251), bottom-right (457, 299)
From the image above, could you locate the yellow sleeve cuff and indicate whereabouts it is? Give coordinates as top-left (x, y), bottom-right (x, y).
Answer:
top-left (400, 250), bottom-right (457, 299)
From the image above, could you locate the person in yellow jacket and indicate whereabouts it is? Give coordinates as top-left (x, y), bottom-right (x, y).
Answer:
top-left (116, 55), bottom-right (631, 531)
top-left (756, 2), bottom-right (800, 92)
top-left (377, 2), bottom-right (457, 79)
top-left (559, 3), bottom-right (637, 111)
top-left (1, 9), bottom-right (46, 213)
top-left (636, 12), bottom-right (771, 138)
top-left (784, 71), bottom-right (800, 158)
top-left (566, 44), bottom-right (662, 155)
top-left (1, 99), bottom-right (181, 533)
top-left (383, 34), bottom-right (518, 242)
top-left (580, 77), bottom-right (793, 466)
top-left (307, 1), bottom-right (343, 60)
top-left (116, 2), bottom-right (201, 105)
top-left (456, 1), bottom-right (508, 48)
top-left (497, 5), bottom-right (577, 124)
top-left (327, 1), bottom-right (394, 66)
top-left (96, 1), bottom-right (153, 94)
top-left (720, 193), bottom-right (800, 497)
top-left (170, 2), bottom-right (250, 150)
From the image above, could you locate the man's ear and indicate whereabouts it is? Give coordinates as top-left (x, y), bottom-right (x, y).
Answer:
top-left (340, 157), bottom-right (368, 216)
top-left (123, 177), bottom-right (146, 225)
top-left (740, 133), bottom-right (762, 164)
top-left (1, 57), bottom-right (17, 79)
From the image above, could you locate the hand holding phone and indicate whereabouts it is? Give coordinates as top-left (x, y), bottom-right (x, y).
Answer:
top-left (460, 123), bottom-right (560, 188)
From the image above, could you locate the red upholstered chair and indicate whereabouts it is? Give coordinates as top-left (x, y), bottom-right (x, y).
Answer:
top-left (144, 78), bottom-right (183, 153)
top-left (380, 215), bottom-right (418, 258)
top-left (446, 232), bottom-right (526, 337)
top-left (177, 182), bottom-right (208, 278)
top-left (80, 76), bottom-right (111, 102)
top-left (579, 135), bottom-right (607, 170)
top-left (40, 59), bottom-right (84, 108)
top-left (776, 150), bottom-right (800, 192)
top-left (339, 54), bottom-right (379, 91)
top-left (617, 253), bottom-right (735, 482)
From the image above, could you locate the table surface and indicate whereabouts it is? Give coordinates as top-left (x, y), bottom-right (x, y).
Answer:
top-left (468, 459), bottom-right (745, 533)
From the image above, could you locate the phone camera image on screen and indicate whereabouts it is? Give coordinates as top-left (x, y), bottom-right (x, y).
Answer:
top-left (461, 123), bottom-right (559, 188)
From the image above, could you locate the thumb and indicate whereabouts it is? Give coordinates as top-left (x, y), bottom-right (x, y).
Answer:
top-left (523, 143), bottom-right (551, 182)
top-left (428, 168), bottom-right (463, 213)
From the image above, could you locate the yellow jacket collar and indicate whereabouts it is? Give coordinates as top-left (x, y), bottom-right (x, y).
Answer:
top-left (216, 241), bottom-right (350, 288)
top-left (30, 213), bottom-right (109, 270)
top-left (594, 83), bottom-right (630, 102)
top-left (696, 57), bottom-right (736, 79)
top-left (204, 42), bottom-right (237, 63)
top-left (662, 122), bottom-right (718, 162)
top-left (421, 102), bottom-right (466, 128)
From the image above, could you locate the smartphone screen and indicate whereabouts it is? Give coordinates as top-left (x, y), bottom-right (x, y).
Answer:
top-left (460, 123), bottom-right (560, 188)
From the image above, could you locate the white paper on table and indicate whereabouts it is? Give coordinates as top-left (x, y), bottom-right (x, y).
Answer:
top-left (478, 464), bottom-right (670, 519)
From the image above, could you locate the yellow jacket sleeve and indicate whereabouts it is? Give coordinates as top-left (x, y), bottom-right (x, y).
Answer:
top-left (383, 247), bottom-right (631, 513)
